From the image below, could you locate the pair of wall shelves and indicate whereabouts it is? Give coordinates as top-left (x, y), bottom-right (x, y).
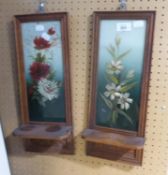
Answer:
top-left (13, 11), bottom-right (155, 165)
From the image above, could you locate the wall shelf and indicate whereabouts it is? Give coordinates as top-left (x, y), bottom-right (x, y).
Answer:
top-left (82, 129), bottom-right (145, 150)
top-left (13, 124), bottom-right (72, 141)
top-left (13, 124), bottom-right (74, 154)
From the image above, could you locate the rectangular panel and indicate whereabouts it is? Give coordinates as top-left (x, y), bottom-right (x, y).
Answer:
top-left (89, 11), bottom-right (155, 136)
top-left (14, 13), bottom-right (72, 125)
top-left (21, 21), bottom-right (66, 122)
top-left (96, 19), bottom-right (147, 131)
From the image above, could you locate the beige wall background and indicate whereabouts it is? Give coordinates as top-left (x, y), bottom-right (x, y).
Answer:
top-left (0, 0), bottom-right (168, 175)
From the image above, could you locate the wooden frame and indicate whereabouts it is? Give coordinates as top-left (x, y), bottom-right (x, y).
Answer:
top-left (13, 12), bottom-right (74, 154)
top-left (82, 11), bottom-right (155, 165)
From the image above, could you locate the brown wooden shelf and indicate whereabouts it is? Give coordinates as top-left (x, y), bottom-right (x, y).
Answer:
top-left (13, 124), bottom-right (72, 141)
top-left (81, 129), bottom-right (145, 150)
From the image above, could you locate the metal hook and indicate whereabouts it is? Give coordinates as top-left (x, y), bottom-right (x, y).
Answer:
top-left (119, 0), bottom-right (127, 10)
top-left (38, 0), bottom-right (46, 13)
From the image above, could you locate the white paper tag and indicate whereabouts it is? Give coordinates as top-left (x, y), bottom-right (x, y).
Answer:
top-left (133, 21), bottom-right (144, 28)
top-left (35, 24), bottom-right (45, 32)
top-left (116, 23), bottom-right (132, 32)
top-left (41, 32), bottom-right (51, 41)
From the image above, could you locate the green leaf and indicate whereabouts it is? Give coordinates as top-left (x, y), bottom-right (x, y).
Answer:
top-left (106, 73), bottom-right (119, 85)
top-left (107, 45), bottom-right (116, 59)
top-left (111, 76), bottom-right (119, 85)
top-left (100, 93), bottom-right (113, 109)
top-left (111, 110), bottom-right (118, 124)
top-left (32, 53), bottom-right (46, 62)
top-left (120, 82), bottom-right (137, 93)
top-left (124, 77), bottom-right (135, 84)
top-left (117, 49), bottom-right (131, 61)
top-left (116, 108), bottom-right (133, 125)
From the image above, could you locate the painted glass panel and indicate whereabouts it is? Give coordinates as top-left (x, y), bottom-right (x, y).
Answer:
top-left (96, 19), bottom-right (147, 131)
top-left (21, 21), bottom-right (66, 122)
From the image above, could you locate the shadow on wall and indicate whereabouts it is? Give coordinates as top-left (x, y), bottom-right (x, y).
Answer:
top-left (57, 134), bottom-right (134, 172)
top-left (6, 133), bottom-right (134, 173)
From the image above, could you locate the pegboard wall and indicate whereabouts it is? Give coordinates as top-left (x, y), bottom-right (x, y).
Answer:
top-left (0, 0), bottom-right (168, 175)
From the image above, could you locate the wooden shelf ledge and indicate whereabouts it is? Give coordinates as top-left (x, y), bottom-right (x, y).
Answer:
top-left (81, 129), bottom-right (145, 150)
top-left (13, 124), bottom-right (72, 141)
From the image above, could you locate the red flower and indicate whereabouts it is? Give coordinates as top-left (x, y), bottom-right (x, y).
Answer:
top-left (34, 37), bottom-right (51, 50)
top-left (30, 62), bottom-right (50, 81)
top-left (48, 27), bottom-right (56, 35)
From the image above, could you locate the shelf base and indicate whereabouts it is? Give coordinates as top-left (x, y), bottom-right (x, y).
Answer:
top-left (13, 124), bottom-right (74, 154)
top-left (82, 128), bottom-right (145, 165)
top-left (82, 129), bottom-right (144, 150)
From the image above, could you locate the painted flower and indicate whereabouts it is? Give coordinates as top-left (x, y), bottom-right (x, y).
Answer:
top-left (41, 32), bottom-right (51, 42)
top-left (48, 27), bottom-right (56, 35)
top-left (118, 93), bottom-right (133, 110)
top-left (106, 60), bottom-right (123, 75)
top-left (104, 83), bottom-right (121, 100)
top-left (37, 78), bottom-right (59, 101)
top-left (115, 35), bottom-right (121, 47)
top-left (30, 62), bottom-right (50, 81)
top-left (126, 69), bottom-right (135, 79)
top-left (34, 36), bottom-right (51, 50)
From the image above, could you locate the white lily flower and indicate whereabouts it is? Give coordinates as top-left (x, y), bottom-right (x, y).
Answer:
top-left (107, 60), bottom-right (123, 75)
top-left (118, 93), bottom-right (133, 110)
top-left (104, 83), bottom-right (121, 101)
top-left (37, 78), bottom-right (60, 102)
